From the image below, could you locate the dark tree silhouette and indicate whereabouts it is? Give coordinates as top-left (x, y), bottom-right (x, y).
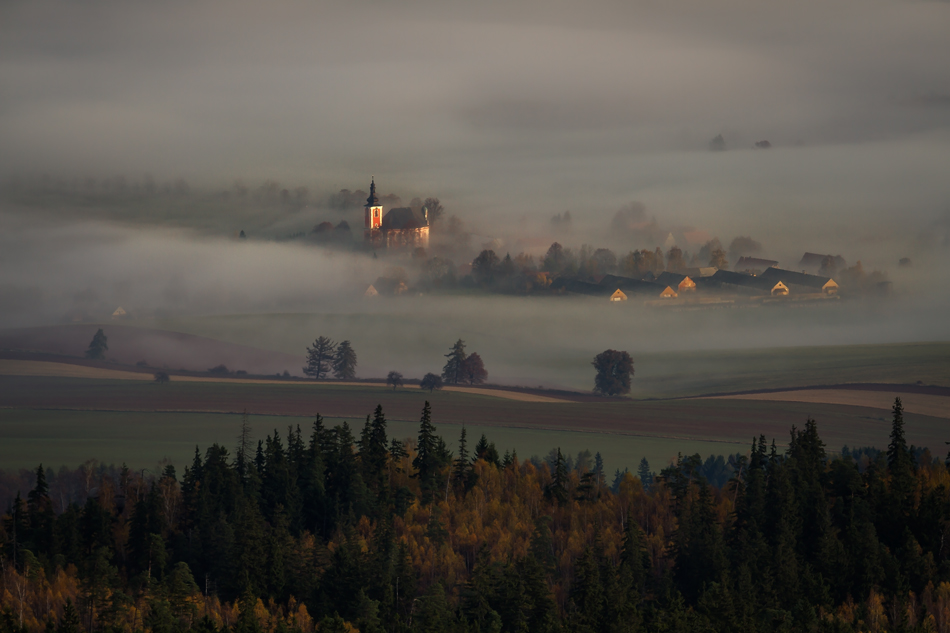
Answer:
top-left (386, 371), bottom-right (404, 391)
top-left (592, 350), bottom-right (634, 396)
top-left (442, 339), bottom-right (467, 385)
top-left (420, 373), bottom-right (443, 392)
top-left (85, 328), bottom-right (108, 360)
top-left (460, 353), bottom-right (488, 385)
top-left (303, 336), bottom-right (336, 380)
top-left (332, 340), bottom-right (357, 380)
top-left (154, 371), bottom-right (170, 384)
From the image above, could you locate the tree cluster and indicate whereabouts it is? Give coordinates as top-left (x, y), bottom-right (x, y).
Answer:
top-left (303, 338), bottom-right (357, 381)
top-left (441, 340), bottom-right (487, 386)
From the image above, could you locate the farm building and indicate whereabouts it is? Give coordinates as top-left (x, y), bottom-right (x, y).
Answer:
top-left (363, 178), bottom-right (430, 250)
top-left (659, 286), bottom-right (678, 299)
top-left (111, 307), bottom-right (128, 319)
top-left (364, 284), bottom-right (379, 297)
top-left (770, 281), bottom-right (789, 296)
top-left (609, 289), bottom-right (627, 302)
top-left (598, 274), bottom-right (667, 295)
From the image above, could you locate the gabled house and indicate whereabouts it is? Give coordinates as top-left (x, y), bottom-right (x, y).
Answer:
top-left (759, 267), bottom-right (838, 295)
top-left (609, 289), bottom-right (628, 302)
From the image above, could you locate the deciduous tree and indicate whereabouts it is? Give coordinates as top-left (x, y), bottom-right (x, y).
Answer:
top-left (592, 350), bottom-right (634, 396)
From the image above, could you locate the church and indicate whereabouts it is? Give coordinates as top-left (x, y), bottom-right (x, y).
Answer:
top-left (363, 178), bottom-right (430, 250)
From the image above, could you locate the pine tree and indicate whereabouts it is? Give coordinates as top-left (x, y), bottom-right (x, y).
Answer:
top-left (887, 397), bottom-right (916, 521)
top-left (27, 463), bottom-right (54, 555)
top-left (544, 449), bottom-right (568, 506)
top-left (332, 340), bottom-right (358, 380)
top-left (85, 328), bottom-right (108, 360)
top-left (441, 339), bottom-right (467, 385)
top-left (302, 336), bottom-right (336, 380)
top-left (637, 457), bottom-right (653, 489)
top-left (452, 427), bottom-right (477, 495)
top-left (412, 401), bottom-right (441, 504)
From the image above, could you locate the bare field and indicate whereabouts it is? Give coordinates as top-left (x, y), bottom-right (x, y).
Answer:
top-left (714, 389), bottom-right (950, 419)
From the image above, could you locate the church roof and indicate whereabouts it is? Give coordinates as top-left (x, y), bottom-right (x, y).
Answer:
top-left (382, 207), bottom-right (428, 230)
top-left (365, 178), bottom-right (380, 207)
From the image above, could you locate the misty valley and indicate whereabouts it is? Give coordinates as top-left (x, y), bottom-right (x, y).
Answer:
top-left (3, 0), bottom-right (950, 630)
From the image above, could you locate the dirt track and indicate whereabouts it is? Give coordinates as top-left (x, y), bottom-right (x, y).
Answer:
top-left (0, 359), bottom-right (570, 403)
top-left (713, 389), bottom-right (950, 419)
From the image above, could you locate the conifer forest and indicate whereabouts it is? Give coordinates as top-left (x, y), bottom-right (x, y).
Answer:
top-left (2, 399), bottom-right (949, 633)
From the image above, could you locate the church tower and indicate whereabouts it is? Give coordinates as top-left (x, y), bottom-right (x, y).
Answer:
top-left (364, 178), bottom-right (382, 231)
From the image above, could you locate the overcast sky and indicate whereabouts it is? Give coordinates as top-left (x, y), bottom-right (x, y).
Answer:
top-left (2, 0), bottom-right (948, 184)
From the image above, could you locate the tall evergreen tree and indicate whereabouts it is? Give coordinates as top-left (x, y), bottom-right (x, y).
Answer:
top-left (441, 339), bottom-right (467, 385)
top-left (412, 402), bottom-right (441, 504)
top-left (332, 340), bottom-right (358, 380)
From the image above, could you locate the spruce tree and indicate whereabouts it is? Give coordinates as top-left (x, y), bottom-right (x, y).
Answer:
top-left (85, 328), bottom-right (108, 360)
top-left (332, 340), bottom-right (358, 380)
top-left (412, 401), bottom-right (441, 504)
top-left (441, 339), bottom-right (467, 385)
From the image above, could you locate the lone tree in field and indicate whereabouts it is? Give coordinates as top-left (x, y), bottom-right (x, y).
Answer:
top-left (387, 371), bottom-right (404, 391)
top-left (442, 339), bottom-right (467, 385)
top-left (85, 328), bottom-right (108, 360)
top-left (332, 340), bottom-right (357, 380)
top-left (154, 371), bottom-right (170, 384)
top-left (592, 349), bottom-right (634, 396)
top-left (303, 336), bottom-right (336, 380)
top-left (461, 352), bottom-right (488, 385)
top-left (420, 373), bottom-right (443, 392)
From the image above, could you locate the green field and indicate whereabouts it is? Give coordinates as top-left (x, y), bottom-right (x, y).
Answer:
top-left (0, 408), bottom-right (750, 475)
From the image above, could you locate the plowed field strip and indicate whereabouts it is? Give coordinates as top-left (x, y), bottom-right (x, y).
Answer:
top-left (712, 389), bottom-right (950, 419)
top-left (0, 359), bottom-right (569, 403)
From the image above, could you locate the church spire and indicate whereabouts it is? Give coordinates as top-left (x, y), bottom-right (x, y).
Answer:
top-left (366, 177), bottom-right (379, 207)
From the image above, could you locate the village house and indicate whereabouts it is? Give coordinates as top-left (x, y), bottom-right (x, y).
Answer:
top-left (363, 178), bottom-right (430, 250)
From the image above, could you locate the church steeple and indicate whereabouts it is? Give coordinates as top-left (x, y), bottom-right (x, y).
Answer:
top-left (366, 177), bottom-right (379, 207)
top-left (364, 177), bottom-right (382, 230)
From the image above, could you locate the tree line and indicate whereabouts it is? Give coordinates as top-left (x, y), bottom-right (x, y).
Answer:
top-left (2, 399), bottom-right (950, 633)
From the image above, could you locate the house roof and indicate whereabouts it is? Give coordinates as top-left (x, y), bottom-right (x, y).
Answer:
top-left (735, 256), bottom-right (778, 269)
top-left (597, 275), bottom-right (666, 294)
top-left (382, 207), bottom-right (428, 230)
top-left (655, 271), bottom-right (688, 287)
top-left (710, 269), bottom-right (773, 291)
top-left (798, 252), bottom-right (846, 270)
top-left (759, 267), bottom-right (834, 289)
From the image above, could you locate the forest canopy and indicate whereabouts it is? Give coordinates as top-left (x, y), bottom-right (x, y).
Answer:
top-left (1, 399), bottom-right (949, 633)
